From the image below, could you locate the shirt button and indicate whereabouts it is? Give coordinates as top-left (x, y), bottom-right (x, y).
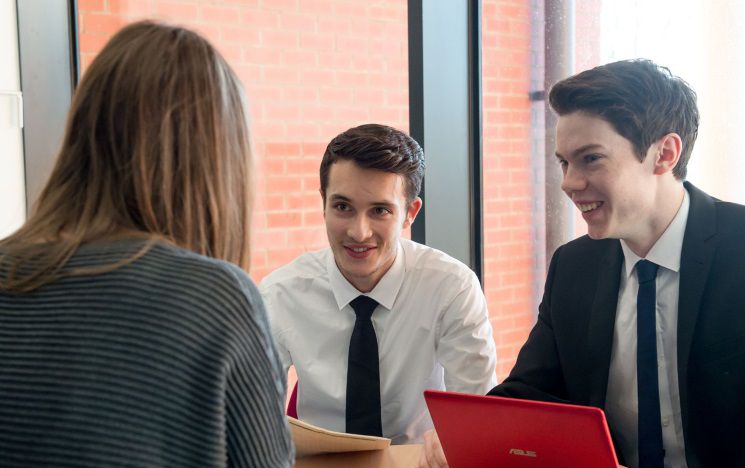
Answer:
top-left (662, 417), bottom-right (670, 427)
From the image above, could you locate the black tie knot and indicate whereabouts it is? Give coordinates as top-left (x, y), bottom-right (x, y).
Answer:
top-left (636, 260), bottom-right (659, 284)
top-left (350, 295), bottom-right (378, 320)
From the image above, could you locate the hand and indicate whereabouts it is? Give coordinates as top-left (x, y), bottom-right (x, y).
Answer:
top-left (417, 429), bottom-right (448, 468)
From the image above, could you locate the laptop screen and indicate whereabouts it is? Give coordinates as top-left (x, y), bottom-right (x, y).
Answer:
top-left (424, 390), bottom-right (619, 468)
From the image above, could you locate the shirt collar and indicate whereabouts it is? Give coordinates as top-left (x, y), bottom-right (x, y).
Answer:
top-left (620, 186), bottom-right (690, 278)
top-left (327, 241), bottom-right (405, 311)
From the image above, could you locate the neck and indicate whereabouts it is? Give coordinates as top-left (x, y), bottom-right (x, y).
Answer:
top-left (625, 181), bottom-right (685, 258)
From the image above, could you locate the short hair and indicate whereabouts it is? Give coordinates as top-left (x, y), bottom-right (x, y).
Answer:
top-left (319, 124), bottom-right (425, 203)
top-left (0, 20), bottom-right (252, 292)
top-left (549, 59), bottom-right (699, 179)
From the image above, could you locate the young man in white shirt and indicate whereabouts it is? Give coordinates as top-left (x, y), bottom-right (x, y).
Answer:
top-left (260, 124), bottom-right (497, 444)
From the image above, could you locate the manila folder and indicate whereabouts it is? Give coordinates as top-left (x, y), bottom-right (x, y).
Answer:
top-left (288, 416), bottom-right (391, 457)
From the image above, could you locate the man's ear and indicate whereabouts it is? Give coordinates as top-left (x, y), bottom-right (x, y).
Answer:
top-left (653, 133), bottom-right (683, 175)
top-left (402, 197), bottom-right (423, 229)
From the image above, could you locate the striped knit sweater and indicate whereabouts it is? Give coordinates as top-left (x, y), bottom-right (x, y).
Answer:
top-left (0, 240), bottom-right (294, 467)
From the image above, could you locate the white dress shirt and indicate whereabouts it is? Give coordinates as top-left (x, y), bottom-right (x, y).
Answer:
top-left (260, 238), bottom-right (497, 444)
top-left (605, 188), bottom-right (689, 468)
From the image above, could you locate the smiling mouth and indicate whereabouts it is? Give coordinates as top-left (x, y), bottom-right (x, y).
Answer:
top-left (345, 245), bottom-right (376, 253)
top-left (577, 202), bottom-right (603, 213)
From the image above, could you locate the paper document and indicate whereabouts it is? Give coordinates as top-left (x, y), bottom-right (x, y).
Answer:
top-left (288, 416), bottom-right (391, 457)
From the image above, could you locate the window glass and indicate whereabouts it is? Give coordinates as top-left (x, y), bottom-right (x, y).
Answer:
top-left (77, 1), bottom-right (409, 282)
top-left (481, 0), bottom-right (741, 380)
top-left (0, 0), bottom-right (25, 238)
top-left (598, 0), bottom-right (745, 204)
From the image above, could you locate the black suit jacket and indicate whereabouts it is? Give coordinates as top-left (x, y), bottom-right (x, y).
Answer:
top-left (489, 182), bottom-right (745, 467)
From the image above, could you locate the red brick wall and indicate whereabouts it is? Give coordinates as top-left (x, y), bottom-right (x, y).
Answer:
top-left (78, 0), bottom-right (538, 382)
top-left (482, 0), bottom-right (535, 379)
top-left (78, 0), bottom-right (409, 282)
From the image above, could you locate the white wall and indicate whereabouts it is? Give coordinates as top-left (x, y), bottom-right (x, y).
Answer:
top-left (0, 0), bottom-right (26, 238)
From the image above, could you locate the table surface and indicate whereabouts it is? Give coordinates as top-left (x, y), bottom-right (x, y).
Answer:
top-left (293, 444), bottom-right (422, 468)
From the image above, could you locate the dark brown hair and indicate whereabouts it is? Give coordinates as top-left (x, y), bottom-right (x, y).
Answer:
top-left (319, 124), bottom-right (425, 203)
top-left (0, 20), bottom-right (253, 292)
top-left (549, 59), bottom-right (699, 179)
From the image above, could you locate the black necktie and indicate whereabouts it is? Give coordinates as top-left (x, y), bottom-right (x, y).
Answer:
top-left (636, 260), bottom-right (664, 468)
top-left (346, 295), bottom-right (382, 436)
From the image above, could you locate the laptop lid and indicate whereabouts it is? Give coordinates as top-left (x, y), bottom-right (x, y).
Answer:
top-left (424, 390), bottom-right (619, 468)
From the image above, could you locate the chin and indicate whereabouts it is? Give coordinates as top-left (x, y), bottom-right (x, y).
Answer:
top-left (586, 226), bottom-right (612, 240)
top-left (343, 264), bottom-right (373, 278)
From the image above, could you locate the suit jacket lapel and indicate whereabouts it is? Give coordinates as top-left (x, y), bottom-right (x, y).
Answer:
top-left (677, 181), bottom-right (717, 433)
top-left (586, 241), bottom-right (623, 408)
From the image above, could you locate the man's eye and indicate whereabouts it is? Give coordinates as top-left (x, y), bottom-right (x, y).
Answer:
top-left (334, 203), bottom-right (350, 211)
top-left (557, 158), bottom-right (568, 168)
top-left (374, 207), bottom-right (391, 216)
top-left (585, 154), bottom-right (601, 163)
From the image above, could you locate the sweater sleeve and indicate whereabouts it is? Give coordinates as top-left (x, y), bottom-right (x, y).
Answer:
top-left (222, 268), bottom-right (294, 468)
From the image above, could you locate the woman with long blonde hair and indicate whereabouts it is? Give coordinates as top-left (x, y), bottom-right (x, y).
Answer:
top-left (0, 21), bottom-right (292, 467)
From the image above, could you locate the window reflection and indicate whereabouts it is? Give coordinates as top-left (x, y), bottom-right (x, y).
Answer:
top-left (74, 1), bottom-right (740, 383)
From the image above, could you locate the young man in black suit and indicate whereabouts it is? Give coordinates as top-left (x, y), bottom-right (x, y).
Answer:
top-left (420, 59), bottom-right (745, 468)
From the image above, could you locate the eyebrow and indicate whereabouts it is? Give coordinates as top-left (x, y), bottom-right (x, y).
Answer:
top-left (328, 194), bottom-right (396, 208)
top-left (329, 194), bottom-right (351, 202)
top-left (555, 144), bottom-right (606, 159)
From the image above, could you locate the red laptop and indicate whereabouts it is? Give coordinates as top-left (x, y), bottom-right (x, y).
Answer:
top-left (424, 390), bottom-right (619, 468)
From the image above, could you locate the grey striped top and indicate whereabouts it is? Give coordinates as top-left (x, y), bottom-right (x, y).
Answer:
top-left (0, 240), bottom-right (294, 467)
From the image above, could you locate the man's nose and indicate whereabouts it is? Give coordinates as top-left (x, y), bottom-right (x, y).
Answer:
top-left (347, 215), bottom-right (372, 242)
top-left (560, 165), bottom-right (586, 195)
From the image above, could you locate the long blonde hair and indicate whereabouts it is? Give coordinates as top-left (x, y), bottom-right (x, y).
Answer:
top-left (0, 20), bottom-right (253, 293)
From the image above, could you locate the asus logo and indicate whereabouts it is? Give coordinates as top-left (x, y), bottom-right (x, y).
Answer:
top-left (509, 448), bottom-right (537, 458)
